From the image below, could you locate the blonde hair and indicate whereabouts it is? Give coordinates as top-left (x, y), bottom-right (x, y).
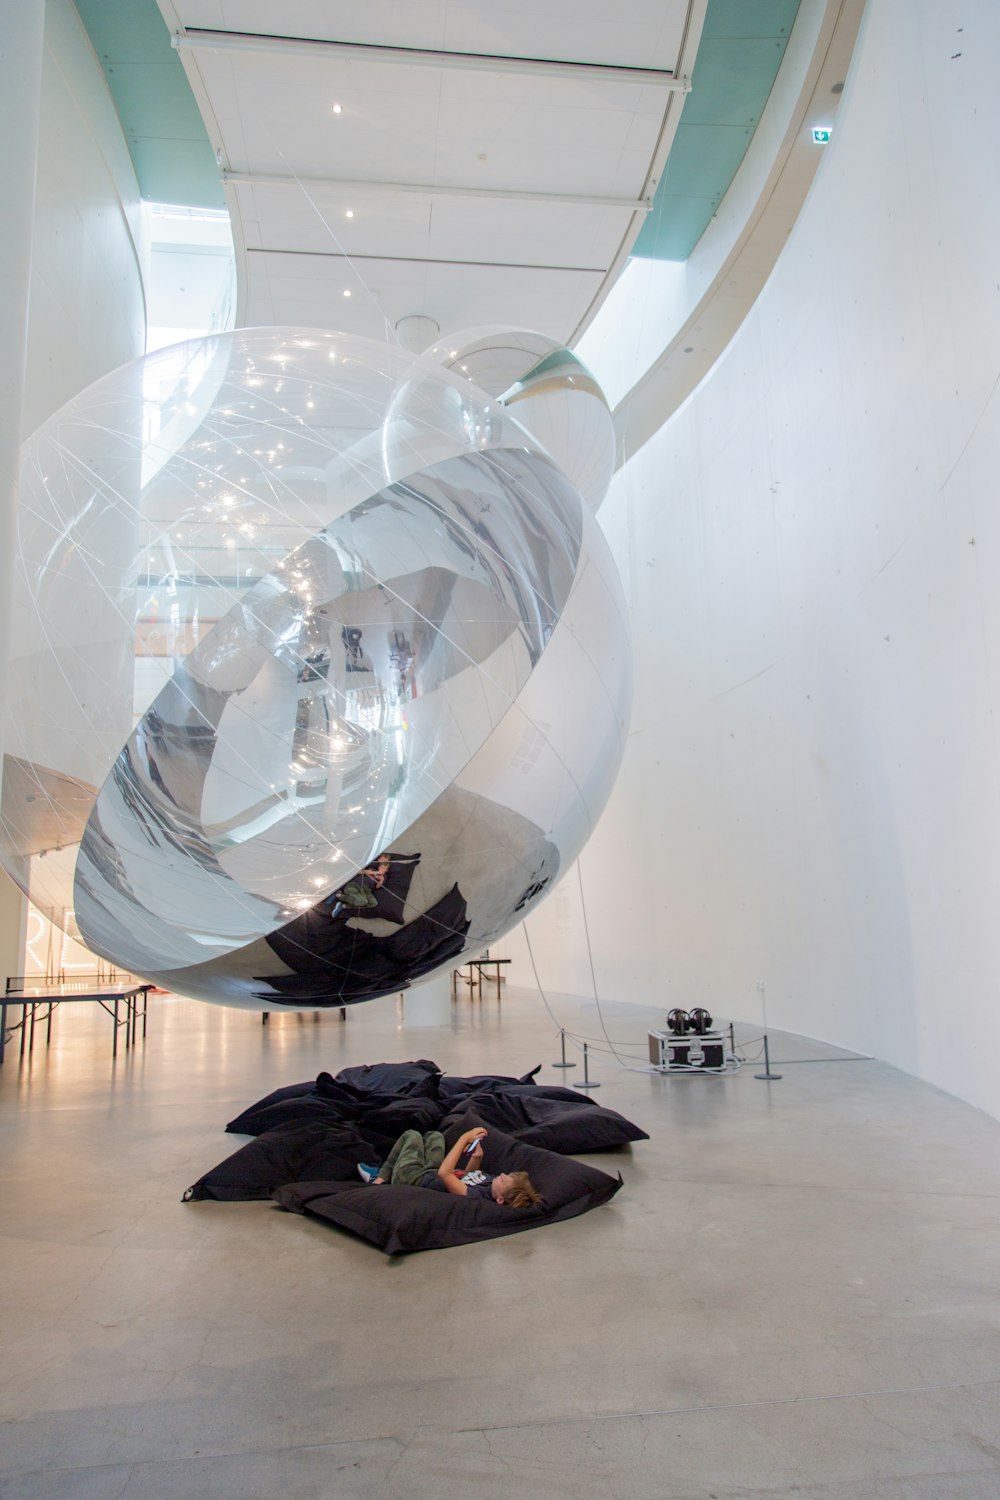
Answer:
top-left (499, 1171), bottom-right (543, 1209)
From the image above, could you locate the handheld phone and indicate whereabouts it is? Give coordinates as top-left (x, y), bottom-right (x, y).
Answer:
top-left (462, 1137), bottom-right (482, 1155)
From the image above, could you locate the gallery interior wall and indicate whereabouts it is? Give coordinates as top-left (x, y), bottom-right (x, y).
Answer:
top-left (512, 0), bottom-right (1000, 1121)
top-left (0, 0), bottom-right (146, 978)
top-left (25, 0), bottom-right (146, 434)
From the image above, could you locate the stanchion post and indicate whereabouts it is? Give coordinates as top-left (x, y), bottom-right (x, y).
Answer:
top-left (577, 1041), bottom-right (601, 1089)
top-left (753, 979), bottom-right (782, 1081)
top-left (754, 1032), bottom-right (782, 1082)
top-left (552, 1028), bottom-right (576, 1068)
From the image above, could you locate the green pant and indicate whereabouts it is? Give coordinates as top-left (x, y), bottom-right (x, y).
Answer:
top-left (378, 1129), bottom-right (446, 1186)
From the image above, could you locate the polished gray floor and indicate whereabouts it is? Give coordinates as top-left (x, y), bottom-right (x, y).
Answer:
top-left (3, 984), bottom-right (1000, 1498)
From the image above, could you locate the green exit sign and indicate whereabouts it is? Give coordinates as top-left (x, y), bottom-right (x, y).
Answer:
top-left (812, 127), bottom-right (832, 144)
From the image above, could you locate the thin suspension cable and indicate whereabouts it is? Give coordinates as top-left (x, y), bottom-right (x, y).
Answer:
top-left (575, 858), bottom-right (638, 1071)
top-left (270, 142), bottom-right (399, 344)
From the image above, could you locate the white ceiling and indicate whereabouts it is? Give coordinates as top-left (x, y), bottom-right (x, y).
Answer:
top-left (160, 0), bottom-right (702, 347)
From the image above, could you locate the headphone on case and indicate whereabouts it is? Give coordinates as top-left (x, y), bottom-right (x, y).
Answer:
top-left (666, 1007), bottom-right (715, 1036)
top-left (686, 1008), bottom-right (714, 1036)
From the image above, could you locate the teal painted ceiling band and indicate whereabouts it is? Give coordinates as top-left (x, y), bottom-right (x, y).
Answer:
top-left (633, 0), bottom-right (801, 262)
top-left (75, 0), bottom-right (223, 207)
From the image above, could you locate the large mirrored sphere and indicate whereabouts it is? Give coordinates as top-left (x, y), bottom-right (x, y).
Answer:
top-left (2, 328), bottom-right (631, 1008)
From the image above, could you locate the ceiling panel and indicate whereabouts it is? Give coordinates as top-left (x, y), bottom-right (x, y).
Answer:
top-left (417, 198), bottom-right (625, 266)
top-left (166, 0), bottom-right (697, 344)
top-left (236, 183), bottom-right (626, 268)
top-left (191, 50), bottom-right (670, 193)
top-left (237, 185), bottom-right (436, 251)
top-left (438, 4), bottom-right (683, 68)
top-left (243, 250), bottom-right (604, 340)
top-left (184, 1), bottom-right (687, 71)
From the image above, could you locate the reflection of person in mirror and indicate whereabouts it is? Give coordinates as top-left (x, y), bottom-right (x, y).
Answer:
top-left (335, 853), bottom-right (390, 913)
top-left (364, 853), bottom-right (391, 887)
top-left (342, 625), bottom-right (366, 672)
top-left (363, 1128), bottom-right (543, 1207)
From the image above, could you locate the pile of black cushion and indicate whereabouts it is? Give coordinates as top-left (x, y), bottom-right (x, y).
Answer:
top-left (184, 1059), bottom-right (648, 1254)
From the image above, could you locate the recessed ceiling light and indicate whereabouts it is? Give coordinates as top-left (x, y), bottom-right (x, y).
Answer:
top-left (332, 103), bottom-right (343, 114)
top-left (343, 289), bottom-right (352, 298)
top-left (345, 209), bottom-right (354, 219)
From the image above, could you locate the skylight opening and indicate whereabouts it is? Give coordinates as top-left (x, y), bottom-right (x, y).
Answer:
top-left (142, 200), bottom-right (236, 354)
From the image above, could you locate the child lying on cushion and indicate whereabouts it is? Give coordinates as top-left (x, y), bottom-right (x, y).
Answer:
top-left (359, 1127), bottom-right (542, 1207)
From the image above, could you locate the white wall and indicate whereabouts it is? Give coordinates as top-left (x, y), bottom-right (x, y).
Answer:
top-left (514, 0), bottom-right (1000, 1119)
top-left (1, 0), bottom-right (148, 978)
top-left (23, 0), bottom-right (146, 434)
top-left (0, 2), bottom-right (45, 984)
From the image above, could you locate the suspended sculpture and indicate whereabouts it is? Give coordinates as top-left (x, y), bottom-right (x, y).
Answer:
top-left (1, 328), bottom-right (630, 1007)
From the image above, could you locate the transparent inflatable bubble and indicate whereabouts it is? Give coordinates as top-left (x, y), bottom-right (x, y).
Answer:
top-left (2, 327), bottom-right (631, 1008)
top-left (426, 326), bottom-right (616, 512)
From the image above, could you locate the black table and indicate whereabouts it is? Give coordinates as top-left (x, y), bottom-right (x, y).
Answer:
top-left (452, 956), bottom-right (511, 999)
top-left (1, 981), bottom-right (153, 1063)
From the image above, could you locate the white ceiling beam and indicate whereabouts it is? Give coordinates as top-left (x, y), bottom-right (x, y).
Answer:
top-left (222, 171), bottom-right (652, 215)
top-left (172, 28), bottom-right (690, 90)
top-left (568, 0), bottom-right (708, 343)
top-left (248, 247), bottom-right (605, 272)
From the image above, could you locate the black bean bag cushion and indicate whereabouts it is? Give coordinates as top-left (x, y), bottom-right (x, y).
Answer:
top-left (333, 1059), bottom-right (441, 1097)
top-left (273, 1121), bottom-right (622, 1254)
top-left (225, 1080), bottom-right (317, 1134)
top-left (515, 1107), bottom-right (649, 1153)
top-left (436, 1065), bottom-right (541, 1102)
top-left (227, 1091), bottom-right (349, 1137)
top-left (353, 1097), bottom-right (445, 1158)
top-left (222, 1064), bottom-right (515, 1135)
top-left (441, 1091), bottom-right (649, 1153)
top-left (223, 1096), bottom-right (443, 1160)
top-left (504, 1083), bottom-right (600, 1104)
top-left (225, 1061), bottom-right (443, 1135)
top-left (222, 1063), bottom-right (648, 1155)
top-left (183, 1122), bottom-right (372, 1202)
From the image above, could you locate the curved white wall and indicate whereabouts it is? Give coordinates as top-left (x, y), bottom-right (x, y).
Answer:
top-left (24, 0), bottom-right (146, 434)
top-left (514, 0), bottom-right (1000, 1119)
top-left (0, 0), bottom-right (147, 974)
top-left (15, 0), bottom-right (146, 778)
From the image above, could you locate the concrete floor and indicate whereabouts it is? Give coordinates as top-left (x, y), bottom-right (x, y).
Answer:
top-left (3, 985), bottom-right (1000, 1499)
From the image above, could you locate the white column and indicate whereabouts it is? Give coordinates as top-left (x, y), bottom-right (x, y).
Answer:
top-left (402, 971), bottom-right (454, 1027)
top-left (0, 1), bottom-right (45, 980)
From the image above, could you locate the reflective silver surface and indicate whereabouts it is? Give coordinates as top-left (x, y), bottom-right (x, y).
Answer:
top-left (2, 329), bottom-right (631, 1007)
top-left (429, 326), bottom-right (616, 513)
